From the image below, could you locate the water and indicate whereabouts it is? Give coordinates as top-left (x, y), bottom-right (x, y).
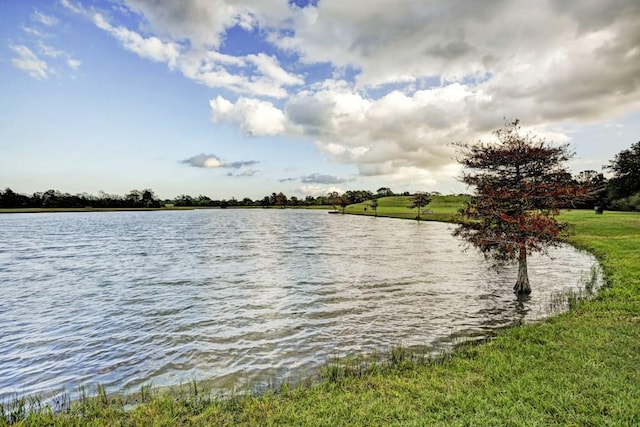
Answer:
top-left (0, 209), bottom-right (600, 399)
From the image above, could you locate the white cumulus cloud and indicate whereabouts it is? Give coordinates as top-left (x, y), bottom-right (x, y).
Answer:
top-left (210, 96), bottom-right (286, 136)
top-left (60, 0), bottom-right (640, 189)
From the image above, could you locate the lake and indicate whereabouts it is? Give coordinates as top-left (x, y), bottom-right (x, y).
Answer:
top-left (0, 209), bottom-right (601, 399)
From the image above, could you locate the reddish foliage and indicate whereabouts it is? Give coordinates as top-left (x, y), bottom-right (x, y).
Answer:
top-left (454, 120), bottom-right (590, 266)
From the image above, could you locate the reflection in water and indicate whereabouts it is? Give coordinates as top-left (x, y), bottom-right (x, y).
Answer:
top-left (0, 209), bottom-right (601, 398)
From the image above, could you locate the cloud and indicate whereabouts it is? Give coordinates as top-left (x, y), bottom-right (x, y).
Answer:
top-left (121, 0), bottom-right (292, 49)
top-left (182, 154), bottom-right (224, 168)
top-left (210, 96), bottom-right (286, 135)
top-left (60, 0), bottom-right (84, 15)
top-left (181, 51), bottom-right (302, 98)
top-left (227, 169), bottom-right (258, 177)
top-left (299, 185), bottom-right (345, 197)
top-left (65, 2), bottom-right (301, 98)
top-left (37, 42), bottom-right (63, 58)
top-left (300, 173), bottom-right (349, 184)
top-left (32, 10), bottom-right (59, 26)
top-left (93, 13), bottom-right (181, 68)
top-left (181, 153), bottom-right (259, 170)
top-left (10, 45), bottom-right (49, 79)
top-left (60, 0), bottom-right (640, 188)
top-left (209, 82), bottom-right (478, 182)
top-left (226, 160), bottom-right (260, 169)
top-left (246, 53), bottom-right (304, 87)
top-left (203, 0), bottom-right (640, 188)
top-left (67, 58), bottom-right (82, 69)
top-left (14, 8), bottom-right (83, 78)
top-left (21, 26), bottom-right (47, 38)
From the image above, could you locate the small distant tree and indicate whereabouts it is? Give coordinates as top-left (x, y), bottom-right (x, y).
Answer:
top-left (454, 120), bottom-right (589, 295)
top-left (337, 194), bottom-right (351, 214)
top-left (370, 198), bottom-right (378, 217)
top-left (376, 187), bottom-right (393, 197)
top-left (410, 192), bottom-right (432, 221)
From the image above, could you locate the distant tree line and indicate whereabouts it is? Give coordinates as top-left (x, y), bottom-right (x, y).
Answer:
top-left (2, 139), bottom-right (638, 211)
top-left (0, 187), bottom-right (410, 210)
top-left (0, 188), bottom-right (162, 209)
top-left (170, 188), bottom-right (410, 208)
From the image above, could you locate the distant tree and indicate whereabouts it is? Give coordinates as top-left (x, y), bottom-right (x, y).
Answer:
top-left (344, 190), bottom-right (374, 204)
top-left (289, 196), bottom-right (299, 206)
top-left (410, 192), bottom-right (432, 221)
top-left (141, 189), bottom-right (161, 208)
top-left (574, 170), bottom-right (607, 209)
top-left (174, 194), bottom-right (194, 206)
top-left (376, 187), bottom-right (393, 197)
top-left (125, 190), bottom-right (143, 207)
top-left (327, 191), bottom-right (340, 210)
top-left (370, 198), bottom-right (378, 217)
top-left (42, 189), bottom-right (62, 208)
top-left (337, 194), bottom-right (351, 214)
top-left (197, 195), bottom-right (214, 206)
top-left (0, 188), bottom-right (17, 208)
top-left (261, 196), bottom-right (271, 208)
top-left (453, 120), bottom-right (589, 295)
top-left (605, 141), bottom-right (640, 202)
top-left (274, 192), bottom-right (287, 208)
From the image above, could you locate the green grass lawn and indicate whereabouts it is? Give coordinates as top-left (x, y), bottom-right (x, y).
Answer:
top-left (4, 198), bottom-right (639, 426)
top-left (345, 194), bottom-right (470, 221)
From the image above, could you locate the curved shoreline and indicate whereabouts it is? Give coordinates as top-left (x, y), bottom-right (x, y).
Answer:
top-left (3, 207), bottom-right (639, 425)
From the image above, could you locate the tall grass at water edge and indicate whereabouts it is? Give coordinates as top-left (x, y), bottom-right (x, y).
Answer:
top-left (2, 199), bottom-right (639, 426)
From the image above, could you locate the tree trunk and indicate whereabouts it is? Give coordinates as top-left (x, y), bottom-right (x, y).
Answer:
top-left (514, 245), bottom-right (531, 295)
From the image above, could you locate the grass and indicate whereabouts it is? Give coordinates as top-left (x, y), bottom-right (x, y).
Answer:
top-left (345, 194), bottom-right (470, 221)
top-left (3, 197), bottom-right (639, 426)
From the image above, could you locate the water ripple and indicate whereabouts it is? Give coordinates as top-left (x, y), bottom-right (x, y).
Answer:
top-left (0, 209), bottom-right (601, 399)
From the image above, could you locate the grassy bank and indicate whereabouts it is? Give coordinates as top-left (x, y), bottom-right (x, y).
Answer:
top-left (3, 199), bottom-right (639, 426)
top-left (344, 194), bottom-right (469, 222)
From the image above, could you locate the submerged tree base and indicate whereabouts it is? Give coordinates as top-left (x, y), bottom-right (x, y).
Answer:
top-left (514, 250), bottom-right (532, 295)
top-left (514, 273), bottom-right (532, 295)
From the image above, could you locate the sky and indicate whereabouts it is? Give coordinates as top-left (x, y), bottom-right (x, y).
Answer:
top-left (1, 0), bottom-right (639, 200)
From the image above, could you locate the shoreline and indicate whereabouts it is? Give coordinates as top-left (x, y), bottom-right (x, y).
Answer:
top-left (0, 205), bottom-right (335, 214)
top-left (3, 204), bottom-right (639, 425)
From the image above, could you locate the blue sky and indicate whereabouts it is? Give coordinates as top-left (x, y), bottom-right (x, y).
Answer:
top-left (1, 0), bottom-right (639, 200)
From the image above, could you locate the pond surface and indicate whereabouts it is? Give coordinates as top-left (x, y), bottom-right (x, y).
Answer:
top-left (0, 209), bottom-right (600, 399)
